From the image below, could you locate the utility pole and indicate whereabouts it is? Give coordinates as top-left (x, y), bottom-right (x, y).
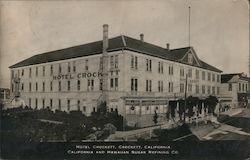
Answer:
top-left (184, 74), bottom-right (188, 122)
top-left (188, 6), bottom-right (191, 47)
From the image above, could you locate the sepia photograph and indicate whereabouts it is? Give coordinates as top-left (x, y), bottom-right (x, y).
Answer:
top-left (0, 0), bottom-right (250, 159)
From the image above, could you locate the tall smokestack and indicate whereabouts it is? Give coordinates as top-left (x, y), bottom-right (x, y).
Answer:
top-left (103, 24), bottom-right (109, 52)
top-left (166, 43), bottom-right (170, 51)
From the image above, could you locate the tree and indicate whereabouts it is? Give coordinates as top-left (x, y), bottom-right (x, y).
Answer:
top-left (153, 110), bottom-right (159, 125)
top-left (186, 96), bottom-right (199, 118)
top-left (205, 95), bottom-right (219, 114)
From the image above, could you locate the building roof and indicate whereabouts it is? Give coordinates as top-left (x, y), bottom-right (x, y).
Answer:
top-left (9, 35), bottom-right (222, 72)
top-left (221, 73), bottom-right (250, 83)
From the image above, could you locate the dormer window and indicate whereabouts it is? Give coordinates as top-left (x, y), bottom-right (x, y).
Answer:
top-left (188, 53), bottom-right (193, 64)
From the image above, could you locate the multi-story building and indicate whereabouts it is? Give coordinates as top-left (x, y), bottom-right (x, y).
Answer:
top-left (9, 25), bottom-right (222, 127)
top-left (220, 73), bottom-right (250, 108)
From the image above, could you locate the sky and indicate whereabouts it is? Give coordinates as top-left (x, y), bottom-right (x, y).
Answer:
top-left (0, 0), bottom-right (249, 88)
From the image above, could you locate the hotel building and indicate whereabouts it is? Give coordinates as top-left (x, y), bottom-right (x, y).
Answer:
top-left (9, 25), bottom-right (222, 127)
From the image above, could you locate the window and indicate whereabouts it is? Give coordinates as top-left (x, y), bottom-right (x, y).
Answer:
top-left (188, 53), bottom-right (193, 64)
top-left (195, 85), bottom-right (199, 94)
top-left (169, 82), bottom-right (173, 93)
top-left (42, 99), bottom-right (45, 109)
top-left (36, 67), bottom-right (38, 77)
top-left (83, 106), bottom-right (86, 112)
top-left (146, 59), bottom-right (149, 71)
top-left (195, 70), bottom-right (199, 80)
top-left (91, 80), bottom-right (94, 91)
top-left (29, 98), bottom-right (31, 107)
top-left (77, 80), bottom-right (81, 91)
top-left (21, 69), bottom-right (24, 76)
top-left (58, 99), bottom-right (61, 110)
top-left (73, 61), bottom-right (76, 72)
top-left (158, 81), bottom-right (163, 92)
top-left (188, 68), bottom-right (192, 78)
top-left (217, 87), bottom-right (220, 95)
top-left (59, 64), bottom-right (62, 74)
top-left (246, 84), bottom-right (248, 91)
top-left (212, 86), bottom-right (215, 94)
top-left (180, 68), bottom-right (184, 77)
top-left (169, 65), bottom-right (173, 75)
top-left (188, 84), bottom-right (192, 92)
top-left (228, 83), bottom-right (232, 91)
top-left (67, 99), bottom-right (70, 111)
top-left (99, 79), bottom-right (103, 91)
top-left (212, 74), bottom-right (215, 82)
top-left (68, 62), bottom-right (71, 72)
top-left (36, 82), bottom-right (38, 92)
top-left (131, 56), bottom-right (134, 69)
top-left (131, 78), bottom-right (138, 92)
top-left (180, 83), bottom-right (184, 93)
top-left (50, 81), bottom-right (53, 91)
top-left (87, 79), bottom-right (90, 91)
top-left (202, 71), bottom-right (205, 80)
top-left (146, 80), bottom-right (152, 92)
top-left (115, 78), bottom-right (118, 90)
top-left (21, 83), bottom-right (24, 91)
top-left (239, 83), bottom-right (241, 91)
top-left (217, 75), bottom-right (220, 82)
top-left (50, 65), bottom-right (53, 75)
top-left (42, 82), bottom-right (45, 92)
top-left (58, 81), bottom-right (61, 91)
top-left (158, 62), bottom-right (163, 74)
top-left (50, 99), bottom-right (53, 109)
top-left (85, 59), bottom-right (88, 71)
top-left (67, 81), bottom-right (70, 91)
top-left (77, 100), bottom-right (80, 111)
top-left (29, 82), bottom-right (32, 92)
top-left (149, 60), bottom-right (152, 71)
top-left (115, 55), bottom-right (118, 68)
top-left (135, 56), bottom-right (138, 69)
top-left (207, 86), bottom-right (211, 94)
top-left (17, 70), bottom-right (20, 77)
top-left (208, 72), bottom-right (211, 81)
top-left (201, 85), bottom-right (205, 94)
top-left (110, 56), bottom-right (114, 68)
top-left (110, 78), bottom-right (114, 89)
top-left (29, 68), bottom-right (32, 78)
top-left (242, 84), bottom-right (245, 91)
top-left (43, 66), bottom-right (45, 76)
top-left (35, 98), bottom-right (38, 108)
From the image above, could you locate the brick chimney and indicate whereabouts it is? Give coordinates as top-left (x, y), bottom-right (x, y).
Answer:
top-left (103, 24), bottom-right (109, 52)
top-left (140, 33), bottom-right (144, 42)
top-left (166, 43), bottom-right (170, 51)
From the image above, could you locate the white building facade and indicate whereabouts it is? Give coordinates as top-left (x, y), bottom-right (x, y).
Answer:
top-left (10, 25), bottom-right (222, 127)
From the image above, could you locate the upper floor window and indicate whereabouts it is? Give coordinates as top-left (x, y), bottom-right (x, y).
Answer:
top-left (195, 85), bottom-right (199, 94)
top-left (85, 59), bottom-right (88, 71)
top-left (43, 66), bottom-right (45, 76)
top-left (180, 68), bottom-right (184, 77)
top-left (217, 75), bottom-right (220, 83)
top-left (73, 61), bottom-right (76, 72)
top-left (169, 82), bottom-right (173, 93)
top-left (195, 70), bottom-right (199, 80)
top-left (77, 100), bottom-right (80, 111)
top-left (29, 68), bottom-right (32, 78)
top-left (212, 74), bottom-right (215, 82)
top-left (158, 81), bottom-right (163, 92)
top-left (180, 83), bottom-right (184, 93)
top-left (207, 85), bottom-right (211, 94)
top-left (42, 82), bottom-right (45, 92)
top-left (202, 85), bottom-right (205, 94)
top-left (207, 72), bottom-right (211, 81)
top-left (146, 59), bottom-right (152, 72)
top-left (99, 79), bottom-right (103, 91)
top-left (188, 53), bottom-right (193, 64)
top-left (202, 71), bottom-right (205, 80)
top-left (212, 86), bottom-right (215, 94)
top-left (188, 68), bottom-right (192, 78)
top-left (77, 80), bottom-right (81, 91)
top-left (114, 55), bottom-right (118, 68)
top-left (67, 99), bottom-right (70, 111)
top-left (68, 62), bottom-right (71, 72)
top-left (29, 82), bottom-right (32, 92)
top-left (67, 81), bottom-right (71, 91)
top-left (188, 84), bottom-right (192, 92)
top-left (239, 83), bottom-right (241, 92)
top-left (110, 56), bottom-right (114, 68)
top-left (131, 78), bottom-right (138, 92)
top-left (50, 65), bottom-right (53, 75)
top-left (158, 62), bottom-right (163, 74)
top-left (169, 65), bottom-right (173, 75)
top-left (36, 67), bottom-right (38, 77)
top-left (59, 64), bottom-right (62, 74)
top-left (50, 81), bottom-right (53, 91)
top-left (58, 81), bottom-right (61, 91)
top-left (228, 83), bottom-right (232, 91)
top-left (21, 69), bottom-right (24, 76)
top-left (146, 80), bottom-right (151, 92)
top-left (135, 56), bottom-right (138, 69)
top-left (131, 55), bottom-right (134, 69)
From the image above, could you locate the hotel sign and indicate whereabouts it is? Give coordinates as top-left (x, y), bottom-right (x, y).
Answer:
top-left (52, 72), bottom-right (103, 80)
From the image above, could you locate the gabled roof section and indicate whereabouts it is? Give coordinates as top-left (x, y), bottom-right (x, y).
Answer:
top-left (221, 73), bottom-right (250, 83)
top-left (9, 35), bottom-right (222, 73)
